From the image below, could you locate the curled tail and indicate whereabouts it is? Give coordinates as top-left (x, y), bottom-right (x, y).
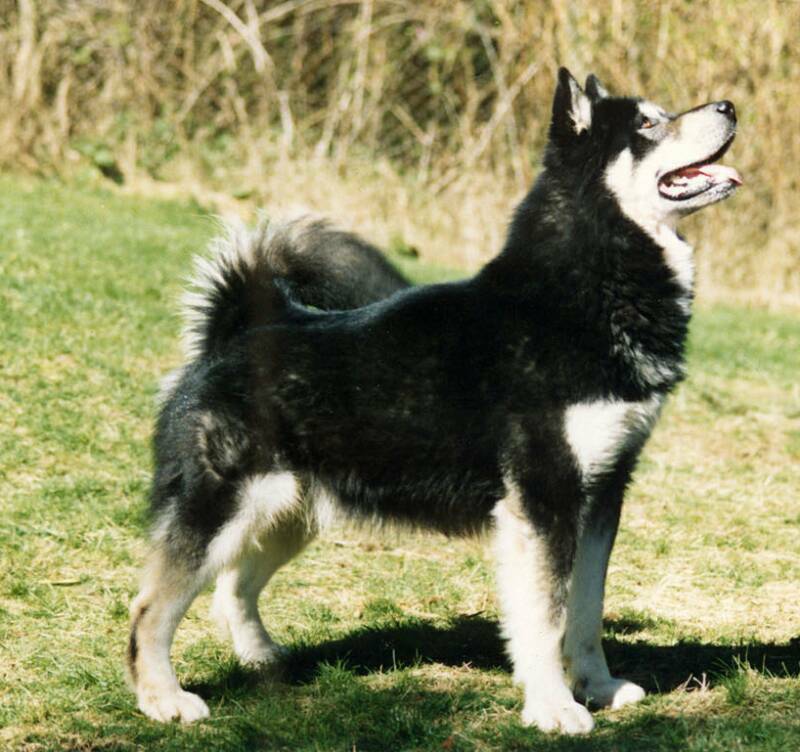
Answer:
top-left (181, 216), bottom-right (410, 360)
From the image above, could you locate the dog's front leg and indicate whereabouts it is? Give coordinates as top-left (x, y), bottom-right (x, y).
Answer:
top-left (562, 471), bottom-right (646, 710)
top-left (492, 484), bottom-right (594, 735)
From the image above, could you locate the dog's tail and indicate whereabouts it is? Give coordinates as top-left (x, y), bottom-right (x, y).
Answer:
top-left (181, 216), bottom-right (410, 359)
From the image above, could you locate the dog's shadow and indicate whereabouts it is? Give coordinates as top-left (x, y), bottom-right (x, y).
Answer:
top-left (192, 613), bottom-right (800, 698)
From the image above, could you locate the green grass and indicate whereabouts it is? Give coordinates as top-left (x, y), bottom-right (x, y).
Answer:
top-left (1, 174), bottom-right (799, 751)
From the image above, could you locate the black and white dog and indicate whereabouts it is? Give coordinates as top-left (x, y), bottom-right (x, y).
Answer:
top-left (128, 68), bottom-right (741, 734)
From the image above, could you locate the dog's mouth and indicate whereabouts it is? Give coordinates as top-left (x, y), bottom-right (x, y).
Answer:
top-left (657, 137), bottom-right (742, 201)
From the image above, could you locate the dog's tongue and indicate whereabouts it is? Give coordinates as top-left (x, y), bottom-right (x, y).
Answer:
top-left (660, 161), bottom-right (743, 200)
top-left (682, 164), bottom-right (743, 185)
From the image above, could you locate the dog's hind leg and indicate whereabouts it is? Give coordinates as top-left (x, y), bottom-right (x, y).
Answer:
top-left (128, 536), bottom-right (213, 723)
top-left (129, 471), bottom-right (303, 722)
top-left (493, 480), bottom-right (594, 735)
top-left (211, 516), bottom-right (313, 667)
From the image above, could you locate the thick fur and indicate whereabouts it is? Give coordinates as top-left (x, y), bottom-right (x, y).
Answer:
top-left (128, 69), bottom-right (739, 734)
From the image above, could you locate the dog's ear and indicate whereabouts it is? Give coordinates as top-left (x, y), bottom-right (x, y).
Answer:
top-left (550, 67), bottom-right (592, 142)
top-left (585, 74), bottom-right (610, 103)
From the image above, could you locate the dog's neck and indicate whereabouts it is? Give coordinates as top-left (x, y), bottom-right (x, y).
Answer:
top-left (487, 171), bottom-right (692, 294)
top-left (644, 221), bottom-right (694, 294)
top-left (479, 172), bottom-right (693, 395)
top-left (603, 176), bottom-right (696, 295)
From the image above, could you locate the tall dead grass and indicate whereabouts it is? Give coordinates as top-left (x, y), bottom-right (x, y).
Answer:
top-left (1, 0), bottom-right (798, 298)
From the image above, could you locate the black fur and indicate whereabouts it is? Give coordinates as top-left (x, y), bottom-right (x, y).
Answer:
top-left (155, 71), bottom-right (697, 602)
top-left (127, 604), bottom-right (148, 683)
top-left (153, 223), bottom-right (410, 548)
top-left (131, 68), bottom-right (743, 729)
top-left (273, 221), bottom-right (409, 309)
top-left (184, 219), bottom-right (409, 360)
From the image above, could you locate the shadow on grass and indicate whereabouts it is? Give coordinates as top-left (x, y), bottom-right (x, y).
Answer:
top-left (169, 615), bottom-right (800, 751)
top-left (192, 613), bottom-right (800, 699)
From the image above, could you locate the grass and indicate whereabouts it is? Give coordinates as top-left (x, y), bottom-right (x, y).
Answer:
top-left (1, 174), bottom-right (799, 751)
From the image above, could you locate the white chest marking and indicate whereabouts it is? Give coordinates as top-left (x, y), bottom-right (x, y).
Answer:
top-left (564, 397), bottom-right (663, 479)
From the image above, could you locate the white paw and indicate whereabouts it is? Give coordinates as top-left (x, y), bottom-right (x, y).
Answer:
top-left (236, 639), bottom-right (286, 667)
top-left (210, 605), bottom-right (284, 667)
top-left (138, 688), bottom-right (210, 724)
top-left (609, 680), bottom-right (646, 709)
top-left (522, 698), bottom-right (594, 735)
top-left (579, 678), bottom-right (646, 709)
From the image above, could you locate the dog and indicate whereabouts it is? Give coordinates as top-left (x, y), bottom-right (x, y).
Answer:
top-left (127, 68), bottom-right (741, 734)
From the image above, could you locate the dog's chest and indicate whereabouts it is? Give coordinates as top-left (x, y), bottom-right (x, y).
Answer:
top-left (563, 396), bottom-right (663, 481)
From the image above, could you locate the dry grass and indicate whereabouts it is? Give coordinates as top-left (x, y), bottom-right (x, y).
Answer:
top-left (1, 0), bottom-right (798, 298)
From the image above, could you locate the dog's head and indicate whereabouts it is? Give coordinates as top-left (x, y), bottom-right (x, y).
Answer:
top-left (548, 68), bottom-right (742, 226)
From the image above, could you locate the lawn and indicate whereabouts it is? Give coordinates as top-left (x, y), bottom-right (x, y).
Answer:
top-left (1, 174), bottom-right (799, 751)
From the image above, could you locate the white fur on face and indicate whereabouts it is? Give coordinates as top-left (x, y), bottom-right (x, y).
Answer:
top-left (606, 102), bottom-right (733, 204)
top-left (604, 105), bottom-right (736, 291)
top-left (660, 107), bottom-right (735, 175)
top-left (604, 148), bottom-right (695, 291)
top-left (638, 100), bottom-right (669, 125)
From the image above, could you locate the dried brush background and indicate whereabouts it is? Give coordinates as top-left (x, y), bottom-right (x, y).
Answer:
top-left (1, 0), bottom-right (798, 298)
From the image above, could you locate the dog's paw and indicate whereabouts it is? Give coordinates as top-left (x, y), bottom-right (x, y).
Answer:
top-left (138, 688), bottom-right (210, 724)
top-left (521, 697), bottom-right (594, 735)
top-left (210, 602), bottom-right (285, 667)
top-left (237, 640), bottom-right (287, 668)
top-left (578, 678), bottom-right (646, 710)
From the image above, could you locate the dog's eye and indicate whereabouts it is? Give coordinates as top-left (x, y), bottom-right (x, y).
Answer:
top-left (639, 117), bottom-right (656, 129)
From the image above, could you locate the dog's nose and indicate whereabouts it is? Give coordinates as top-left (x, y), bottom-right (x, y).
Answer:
top-left (715, 100), bottom-right (736, 121)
